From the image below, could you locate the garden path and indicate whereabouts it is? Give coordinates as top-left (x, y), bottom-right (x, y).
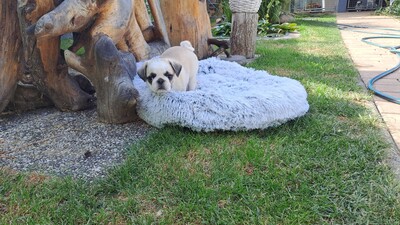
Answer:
top-left (337, 12), bottom-right (400, 175)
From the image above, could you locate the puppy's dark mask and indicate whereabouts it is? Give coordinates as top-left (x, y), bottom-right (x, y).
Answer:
top-left (147, 73), bottom-right (157, 84)
top-left (164, 72), bottom-right (174, 80)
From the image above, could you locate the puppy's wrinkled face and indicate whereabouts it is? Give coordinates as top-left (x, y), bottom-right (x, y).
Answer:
top-left (138, 59), bottom-right (182, 93)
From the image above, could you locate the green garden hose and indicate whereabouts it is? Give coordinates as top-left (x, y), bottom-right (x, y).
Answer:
top-left (338, 24), bottom-right (400, 104)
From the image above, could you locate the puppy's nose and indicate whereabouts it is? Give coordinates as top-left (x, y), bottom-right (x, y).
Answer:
top-left (157, 79), bottom-right (165, 85)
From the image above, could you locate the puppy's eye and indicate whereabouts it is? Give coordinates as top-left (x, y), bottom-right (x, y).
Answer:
top-left (148, 73), bottom-right (157, 84)
top-left (165, 72), bottom-right (173, 80)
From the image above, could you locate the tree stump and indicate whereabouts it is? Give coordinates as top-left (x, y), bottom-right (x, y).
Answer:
top-left (159, 0), bottom-right (212, 59)
top-left (229, 0), bottom-right (261, 59)
top-left (230, 12), bottom-right (259, 59)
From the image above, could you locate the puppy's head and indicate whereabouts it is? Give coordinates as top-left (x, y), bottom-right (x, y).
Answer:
top-left (137, 59), bottom-right (182, 93)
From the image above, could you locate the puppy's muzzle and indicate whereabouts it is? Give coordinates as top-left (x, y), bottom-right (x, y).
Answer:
top-left (157, 78), bottom-right (165, 85)
top-left (157, 78), bottom-right (166, 90)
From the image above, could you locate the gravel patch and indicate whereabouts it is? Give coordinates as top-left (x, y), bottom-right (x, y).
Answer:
top-left (0, 108), bottom-right (154, 180)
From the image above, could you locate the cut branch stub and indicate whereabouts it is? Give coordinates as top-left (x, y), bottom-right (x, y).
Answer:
top-left (93, 35), bottom-right (139, 123)
top-left (34, 0), bottom-right (98, 38)
top-left (66, 35), bottom-right (139, 123)
top-left (208, 38), bottom-right (231, 57)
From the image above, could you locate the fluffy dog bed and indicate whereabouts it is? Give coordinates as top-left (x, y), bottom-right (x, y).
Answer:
top-left (133, 57), bottom-right (309, 132)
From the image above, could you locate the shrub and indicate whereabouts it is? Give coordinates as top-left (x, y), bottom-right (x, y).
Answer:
top-left (257, 18), bottom-right (299, 36)
top-left (376, 0), bottom-right (400, 15)
top-left (259, 0), bottom-right (291, 24)
top-left (221, 0), bottom-right (232, 22)
top-left (211, 19), bottom-right (298, 37)
top-left (212, 21), bottom-right (232, 36)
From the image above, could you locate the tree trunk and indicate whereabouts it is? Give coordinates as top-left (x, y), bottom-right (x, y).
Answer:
top-left (7, 85), bottom-right (52, 112)
top-left (17, 0), bottom-right (94, 111)
top-left (159, 0), bottom-right (212, 59)
top-left (135, 0), bottom-right (156, 42)
top-left (230, 12), bottom-right (259, 59)
top-left (0, 0), bottom-right (22, 112)
top-left (148, 0), bottom-right (170, 46)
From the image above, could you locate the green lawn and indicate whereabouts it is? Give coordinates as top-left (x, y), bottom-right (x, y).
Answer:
top-left (2, 14), bottom-right (400, 224)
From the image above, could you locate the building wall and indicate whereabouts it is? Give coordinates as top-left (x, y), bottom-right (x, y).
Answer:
top-left (337, 0), bottom-right (348, 12)
top-left (294, 0), bottom-right (340, 12)
top-left (325, 0), bottom-right (339, 10)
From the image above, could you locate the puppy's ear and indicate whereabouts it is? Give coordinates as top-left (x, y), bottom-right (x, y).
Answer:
top-left (169, 60), bottom-right (182, 77)
top-left (137, 62), bottom-right (148, 81)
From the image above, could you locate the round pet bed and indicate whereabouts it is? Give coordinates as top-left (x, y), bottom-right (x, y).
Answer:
top-left (133, 57), bottom-right (309, 132)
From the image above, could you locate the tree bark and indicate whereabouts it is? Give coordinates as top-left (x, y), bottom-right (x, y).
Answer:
top-left (17, 0), bottom-right (94, 111)
top-left (230, 12), bottom-right (259, 59)
top-left (0, 0), bottom-right (22, 112)
top-left (159, 0), bottom-right (212, 59)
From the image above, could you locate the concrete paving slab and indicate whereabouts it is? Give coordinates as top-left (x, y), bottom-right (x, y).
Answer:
top-left (374, 84), bottom-right (400, 91)
top-left (375, 101), bottom-right (400, 114)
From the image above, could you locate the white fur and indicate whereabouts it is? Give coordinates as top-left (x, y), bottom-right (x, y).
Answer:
top-left (180, 40), bottom-right (195, 51)
top-left (134, 58), bottom-right (309, 132)
top-left (137, 41), bottom-right (198, 93)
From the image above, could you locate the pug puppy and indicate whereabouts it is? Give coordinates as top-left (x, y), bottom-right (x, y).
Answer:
top-left (137, 41), bottom-right (199, 93)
